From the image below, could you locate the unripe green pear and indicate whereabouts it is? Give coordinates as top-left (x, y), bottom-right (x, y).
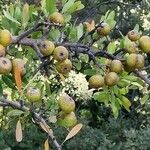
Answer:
top-left (0, 57), bottom-right (12, 74)
top-left (104, 72), bottom-right (119, 86)
top-left (97, 22), bottom-right (111, 36)
top-left (127, 30), bottom-right (140, 41)
top-left (126, 53), bottom-right (138, 68)
top-left (12, 58), bottom-right (26, 75)
top-left (40, 41), bottom-right (55, 56)
top-left (53, 46), bottom-right (69, 62)
top-left (49, 12), bottom-right (64, 25)
top-left (125, 42), bottom-right (138, 54)
top-left (110, 60), bottom-right (123, 73)
top-left (0, 44), bottom-right (5, 57)
top-left (56, 59), bottom-right (72, 74)
top-left (88, 74), bottom-right (105, 89)
top-left (26, 87), bottom-right (42, 103)
top-left (0, 29), bottom-right (12, 47)
top-left (57, 111), bottom-right (77, 128)
top-left (58, 94), bottom-right (75, 113)
top-left (136, 54), bottom-right (144, 69)
top-left (139, 36), bottom-right (150, 53)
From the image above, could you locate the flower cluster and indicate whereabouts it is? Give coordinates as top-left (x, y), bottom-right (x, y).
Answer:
top-left (140, 11), bottom-right (150, 30)
top-left (61, 70), bottom-right (93, 101)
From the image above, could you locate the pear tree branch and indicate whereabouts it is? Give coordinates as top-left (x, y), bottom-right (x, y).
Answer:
top-left (0, 98), bottom-right (62, 150)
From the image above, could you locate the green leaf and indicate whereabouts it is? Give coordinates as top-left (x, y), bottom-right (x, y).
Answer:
top-left (111, 101), bottom-right (119, 118)
top-left (123, 75), bottom-right (138, 82)
top-left (22, 3), bottom-right (30, 29)
top-left (93, 91), bottom-right (109, 105)
top-left (2, 75), bottom-right (16, 90)
top-left (141, 95), bottom-right (149, 105)
top-left (45, 81), bottom-right (51, 96)
top-left (84, 69), bottom-right (97, 76)
top-left (7, 110), bottom-right (24, 117)
top-left (107, 42), bottom-right (116, 53)
top-left (3, 10), bottom-right (21, 25)
top-left (46, 0), bottom-right (56, 14)
top-left (79, 54), bottom-right (89, 63)
top-left (77, 23), bottom-right (83, 40)
top-left (121, 96), bottom-right (131, 112)
top-left (106, 11), bottom-right (115, 20)
top-left (65, 1), bottom-right (84, 14)
top-left (62, 0), bottom-right (75, 13)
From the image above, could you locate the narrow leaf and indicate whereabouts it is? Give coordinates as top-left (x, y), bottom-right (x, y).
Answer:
top-left (39, 122), bottom-right (53, 135)
top-left (46, 0), bottom-right (56, 14)
top-left (14, 67), bottom-right (22, 92)
top-left (122, 96), bottom-right (131, 112)
top-left (22, 3), bottom-right (29, 29)
top-left (44, 138), bottom-right (49, 150)
top-left (63, 123), bottom-right (83, 144)
top-left (16, 120), bottom-right (23, 142)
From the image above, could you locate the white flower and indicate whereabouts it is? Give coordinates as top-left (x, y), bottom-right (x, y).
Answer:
top-left (61, 70), bottom-right (93, 101)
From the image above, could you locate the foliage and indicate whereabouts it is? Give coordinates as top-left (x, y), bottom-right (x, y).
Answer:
top-left (0, 0), bottom-right (149, 149)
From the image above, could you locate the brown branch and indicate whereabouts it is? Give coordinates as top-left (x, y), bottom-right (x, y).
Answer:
top-left (133, 70), bottom-right (150, 86)
top-left (0, 99), bottom-right (62, 150)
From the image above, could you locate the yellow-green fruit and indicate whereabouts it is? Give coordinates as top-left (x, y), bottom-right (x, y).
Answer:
top-left (57, 112), bottom-right (77, 128)
top-left (26, 87), bottom-right (42, 102)
top-left (139, 36), bottom-right (150, 53)
top-left (136, 54), bottom-right (144, 69)
top-left (104, 72), bottom-right (119, 86)
top-left (53, 46), bottom-right (69, 62)
top-left (58, 94), bottom-right (75, 113)
top-left (127, 30), bottom-right (140, 41)
top-left (0, 29), bottom-right (12, 47)
top-left (126, 53), bottom-right (137, 68)
top-left (56, 59), bottom-right (72, 74)
top-left (12, 58), bottom-right (26, 75)
top-left (49, 12), bottom-right (64, 25)
top-left (0, 57), bottom-right (12, 74)
top-left (125, 42), bottom-right (138, 54)
top-left (40, 41), bottom-right (55, 56)
top-left (0, 44), bottom-right (5, 57)
top-left (88, 74), bottom-right (105, 89)
top-left (110, 60), bottom-right (123, 73)
top-left (97, 22), bottom-right (111, 36)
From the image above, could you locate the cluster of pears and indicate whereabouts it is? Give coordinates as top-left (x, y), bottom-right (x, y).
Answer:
top-left (39, 40), bottom-right (72, 75)
top-left (88, 59), bottom-right (122, 89)
top-left (0, 29), bottom-right (26, 76)
top-left (124, 30), bottom-right (150, 71)
top-left (57, 93), bottom-right (77, 128)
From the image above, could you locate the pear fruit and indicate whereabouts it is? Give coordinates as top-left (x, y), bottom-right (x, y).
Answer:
top-left (53, 46), bottom-right (69, 62)
top-left (0, 44), bottom-right (5, 57)
top-left (126, 53), bottom-right (138, 68)
top-left (97, 22), bottom-right (111, 36)
top-left (139, 36), bottom-right (150, 53)
top-left (110, 60), bottom-right (123, 73)
top-left (104, 72), bottom-right (119, 86)
top-left (136, 54), bottom-right (144, 69)
top-left (57, 111), bottom-right (77, 128)
top-left (125, 42), bottom-right (138, 54)
top-left (56, 59), bottom-right (72, 74)
top-left (26, 86), bottom-right (42, 103)
top-left (0, 29), bottom-right (12, 47)
top-left (127, 30), bottom-right (140, 41)
top-left (49, 12), bottom-right (64, 25)
top-left (58, 93), bottom-right (75, 113)
top-left (40, 41), bottom-right (55, 56)
top-left (0, 57), bottom-right (12, 74)
top-left (12, 58), bottom-right (26, 75)
top-left (88, 74), bottom-right (105, 89)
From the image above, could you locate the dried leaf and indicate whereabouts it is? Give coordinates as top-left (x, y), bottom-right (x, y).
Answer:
top-left (14, 66), bottom-right (22, 92)
top-left (39, 122), bottom-right (53, 135)
top-left (63, 123), bottom-right (83, 144)
top-left (44, 138), bottom-right (49, 150)
top-left (16, 120), bottom-right (23, 142)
